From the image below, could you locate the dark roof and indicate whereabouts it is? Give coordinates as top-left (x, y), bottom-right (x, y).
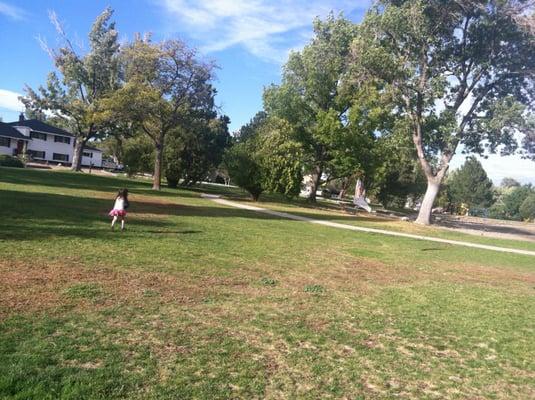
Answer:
top-left (8, 119), bottom-right (74, 137)
top-left (83, 144), bottom-right (102, 152)
top-left (0, 122), bottom-right (30, 140)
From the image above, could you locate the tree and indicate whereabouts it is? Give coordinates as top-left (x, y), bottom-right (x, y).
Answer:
top-left (255, 118), bottom-right (304, 198)
top-left (235, 111), bottom-right (267, 143)
top-left (502, 185), bottom-right (534, 220)
top-left (164, 115), bottom-right (231, 187)
top-left (122, 135), bottom-right (154, 177)
top-left (22, 8), bottom-right (121, 171)
top-left (352, 0), bottom-right (535, 224)
top-left (520, 194), bottom-right (535, 220)
top-left (107, 37), bottom-right (216, 190)
top-left (223, 141), bottom-right (264, 201)
top-left (372, 125), bottom-right (427, 208)
top-left (223, 117), bottom-right (305, 200)
top-left (264, 15), bottom-right (360, 201)
top-left (447, 157), bottom-right (494, 210)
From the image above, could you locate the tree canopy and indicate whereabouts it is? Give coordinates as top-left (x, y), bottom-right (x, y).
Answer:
top-left (448, 156), bottom-right (494, 210)
top-left (351, 0), bottom-right (535, 224)
top-left (22, 7), bottom-right (121, 170)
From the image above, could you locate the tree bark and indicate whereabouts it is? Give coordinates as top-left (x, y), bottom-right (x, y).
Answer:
top-left (415, 177), bottom-right (441, 225)
top-left (307, 165), bottom-right (322, 202)
top-left (71, 138), bottom-right (85, 171)
top-left (152, 140), bottom-right (163, 190)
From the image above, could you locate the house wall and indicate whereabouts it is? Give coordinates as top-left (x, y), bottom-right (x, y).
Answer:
top-left (0, 137), bottom-right (18, 156)
top-left (17, 130), bottom-right (74, 164)
top-left (81, 150), bottom-right (103, 167)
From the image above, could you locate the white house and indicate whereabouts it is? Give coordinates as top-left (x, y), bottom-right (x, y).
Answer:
top-left (2, 114), bottom-right (103, 167)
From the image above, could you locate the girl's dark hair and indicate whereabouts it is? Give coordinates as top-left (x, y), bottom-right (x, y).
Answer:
top-left (117, 188), bottom-right (128, 200)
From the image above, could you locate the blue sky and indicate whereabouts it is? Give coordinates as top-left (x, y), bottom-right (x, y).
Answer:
top-left (0, 0), bottom-right (533, 184)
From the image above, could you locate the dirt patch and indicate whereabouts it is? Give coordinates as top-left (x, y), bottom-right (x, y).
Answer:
top-left (0, 259), bottom-right (229, 319)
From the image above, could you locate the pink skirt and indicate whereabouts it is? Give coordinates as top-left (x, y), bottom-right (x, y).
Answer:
top-left (109, 209), bottom-right (127, 217)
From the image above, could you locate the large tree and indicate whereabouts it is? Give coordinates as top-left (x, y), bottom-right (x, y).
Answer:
top-left (22, 8), bottom-right (120, 171)
top-left (264, 15), bottom-right (360, 201)
top-left (224, 117), bottom-right (304, 200)
top-left (352, 0), bottom-right (535, 224)
top-left (107, 37), bottom-right (216, 190)
top-left (448, 156), bottom-right (494, 210)
top-left (165, 115), bottom-right (231, 187)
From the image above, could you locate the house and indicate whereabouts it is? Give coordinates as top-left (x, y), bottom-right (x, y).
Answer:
top-left (0, 122), bottom-right (31, 157)
top-left (3, 114), bottom-right (103, 167)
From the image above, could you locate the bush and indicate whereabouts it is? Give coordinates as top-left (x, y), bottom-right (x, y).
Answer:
top-left (519, 194), bottom-right (535, 221)
top-left (223, 143), bottom-right (264, 201)
top-left (0, 155), bottom-right (24, 168)
top-left (502, 185), bottom-right (534, 220)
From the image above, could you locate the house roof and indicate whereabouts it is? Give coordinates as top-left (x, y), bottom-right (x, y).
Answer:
top-left (0, 122), bottom-right (30, 140)
top-left (8, 119), bottom-right (74, 137)
top-left (83, 144), bottom-right (102, 153)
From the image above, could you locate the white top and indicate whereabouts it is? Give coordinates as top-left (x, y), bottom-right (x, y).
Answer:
top-left (113, 197), bottom-right (125, 211)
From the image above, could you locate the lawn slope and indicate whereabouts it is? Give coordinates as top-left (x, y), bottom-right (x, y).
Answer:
top-left (1, 167), bottom-right (534, 399)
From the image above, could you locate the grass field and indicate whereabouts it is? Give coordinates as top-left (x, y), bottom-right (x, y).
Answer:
top-left (1, 166), bottom-right (534, 399)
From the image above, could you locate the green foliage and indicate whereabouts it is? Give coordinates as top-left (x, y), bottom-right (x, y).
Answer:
top-left (520, 194), bottom-right (535, 221)
top-left (165, 116), bottom-right (231, 187)
top-left (256, 119), bottom-right (304, 198)
top-left (122, 136), bottom-right (154, 176)
top-left (224, 117), bottom-right (305, 200)
top-left (447, 157), bottom-right (494, 211)
top-left (223, 142), bottom-right (264, 201)
top-left (352, 0), bottom-right (535, 223)
top-left (106, 37), bottom-right (218, 189)
top-left (501, 185), bottom-right (534, 221)
top-left (264, 15), bottom-right (376, 200)
top-left (373, 128), bottom-right (427, 208)
top-left (0, 155), bottom-right (24, 168)
top-left (235, 111), bottom-right (267, 143)
top-left (22, 7), bottom-right (121, 170)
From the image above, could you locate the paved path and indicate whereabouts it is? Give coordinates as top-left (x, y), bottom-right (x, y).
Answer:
top-left (201, 195), bottom-right (535, 257)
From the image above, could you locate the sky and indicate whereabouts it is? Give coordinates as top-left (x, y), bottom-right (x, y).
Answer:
top-left (0, 0), bottom-right (533, 184)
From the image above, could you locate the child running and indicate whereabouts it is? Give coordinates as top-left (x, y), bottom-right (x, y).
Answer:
top-left (109, 188), bottom-right (129, 231)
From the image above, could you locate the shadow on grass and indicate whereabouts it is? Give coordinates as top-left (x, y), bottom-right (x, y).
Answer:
top-left (0, 167), bottom-right (244, 200)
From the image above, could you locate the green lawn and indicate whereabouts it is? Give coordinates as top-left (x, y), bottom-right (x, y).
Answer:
top-left (1, 167), bottom-right (534, 399)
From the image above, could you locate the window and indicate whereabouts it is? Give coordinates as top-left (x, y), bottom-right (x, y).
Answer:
top-left (0, 137), bottom-right (10, 147)
top-left (54, 135), bottom-right (71, 144)
top-left (83, 152), bottom-right (93, 158)
top-left (53, 153), bottom-right (69, 162)
top-left (28, 150), bottom-right (45, 159)
top-left (30, 131), bottom-right (47, 141)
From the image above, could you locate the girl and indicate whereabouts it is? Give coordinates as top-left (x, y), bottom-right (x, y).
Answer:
top-left (109, 188), bottom-right (129, 231)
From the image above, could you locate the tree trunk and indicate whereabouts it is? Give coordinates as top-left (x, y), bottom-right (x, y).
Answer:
top-left (415, 178), bottom-right (441, 225)
top-left (308, 165), bottom-right (322, 202)
top-left (71, 139), bottom-right (85, 171)
top-left (153, 141), bottom-right (163, 190)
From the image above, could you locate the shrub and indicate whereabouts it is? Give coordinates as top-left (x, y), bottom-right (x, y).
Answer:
top-left (0, 155), bottom-right (24, 168)
top-left (519, 194), bottom-right (535, 221)
top-left (223, 143), bottom-right (264, 201)
top-left (502, 185), bottom-right (534, 220)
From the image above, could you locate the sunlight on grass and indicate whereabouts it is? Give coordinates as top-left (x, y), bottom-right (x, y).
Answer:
top-left (1, 167), bottom-right (534, 399)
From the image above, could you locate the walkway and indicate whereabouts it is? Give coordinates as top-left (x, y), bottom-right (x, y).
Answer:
top-left (201, 195), bottom-right (535, 257)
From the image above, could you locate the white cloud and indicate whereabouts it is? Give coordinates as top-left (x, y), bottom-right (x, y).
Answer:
top-left (157, 0), bottom-right (370, 63)
top-left (0, 1), bottom-right (26, 20)
top-left (0, 89), bottom-right (24, 112)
